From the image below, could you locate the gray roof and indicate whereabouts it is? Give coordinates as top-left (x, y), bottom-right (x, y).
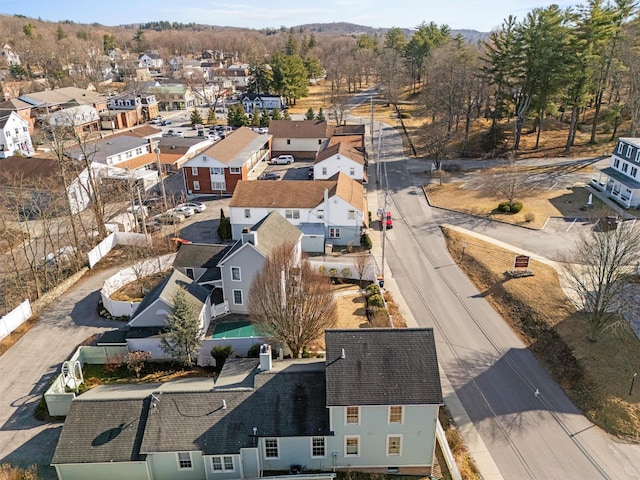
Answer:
top-left (325, 328), bottom-right (443, 406)
top-left (52, 398), bottom-right (148, 464)
top-left (130, 270), bottom-right (209, 323)
top-left (173, 243), bottom-right (229, 269)
top-left (67, 135), bottom-right (150, 164)
top-left (599, 166), bottom-right (640, 189)
top-left (220, 211), bottom-right (302, 265)
top-left (141, 370), bottom-right (330, 455)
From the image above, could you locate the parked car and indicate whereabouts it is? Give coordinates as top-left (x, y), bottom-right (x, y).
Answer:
top-left (153, 212), bottom-right (185, 224)
top-left (193, 123), bottom-right (204, 131)
top-left (258, 172), bottom-right (281, 180)
top-left (174, 131), bottom-right (184, 138)
top-left (171, 205), bottom-right (195, 217)
top-left (178, 202), bottom-right (206, 213)
top-left (161, 120), bottom-right (172, 126)
top-left (270, 155), bottom-right (294, 165)
top-left (167, 129), bottom-right (175, 136)
top-left (151, 117), bottom-right (163, 124)
top-left (308, 167), bottom-right (314, 179)
top-left (138, 218), bottom-right (161, 233)
top-left (382, 211), bottom-right (393, 229)
top-left (39, 246), bottom-right (76, 270)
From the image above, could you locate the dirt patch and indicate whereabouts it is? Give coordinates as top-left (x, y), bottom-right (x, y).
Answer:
top-left (110, 270), bottom-right (169, 302)
top-left (441, 226), bottom-right (640, 440)
top-left (427, 181), bottom-right (614, 229)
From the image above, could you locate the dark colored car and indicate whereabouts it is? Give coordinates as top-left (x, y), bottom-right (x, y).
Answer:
top-left (308, 167), bottom-right (314, 179)
top-left (258, 172), bottom-right (281, 180)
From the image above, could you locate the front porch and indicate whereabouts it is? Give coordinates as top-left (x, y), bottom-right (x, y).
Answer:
top-left (590, 166), bottom-right (640, 209)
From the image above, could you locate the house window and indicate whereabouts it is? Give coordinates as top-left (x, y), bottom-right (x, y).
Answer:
top-left (233, 289), bottom-right (243, 305)
top-left (614, 158), bottom-right (620, 169)
top-left (345, 406), bottom-right (360, 424)
top-left (317, 209), bottom-right (324, 219)
top-left (193, 181), bottom-right (200, 191)
top-left (285, 209), bottom-right (300, 219)
top-left (211, 456), bottom-right (234, 471)
top-left (350, 167), bottom-right (355, 176)
top-left (287, 139), bottom-right (291, 145)
top-left (632, 167), bottom-right (638, 178)
top-left (345, 436), bottom-right (360, 457)
top-left (348, 210), bottom-right (356, 220)
top-left (244, 209), bottom-right (251, 218)
top-left (231, 266), bottom-right (241, 281)
top-left (386, 435), bottom-right (402, 456)
top-left (627, 145), bottom-right (633, 158)
top-left (230, 167), bottom-right (241, 174)
top-left (389, 406), bottom-right (403, 424)
top-left (623, 163), bottom-right (629, 173)
top-left (185, 268), bottom-right (194, 280)
top-left (264, 438), bottom-right (279, 458)
top-left (210, 167), bottom-right (224, 175)
top-left (177, 452), bottom-right (193, 470)
top-left (322, 167), bottom-right (327, 176)
top-left (330, 228), bottom-right (341, 239)
top-left (191, 167), bottom-right (198, 176)
top-left (212, 181), bottom-right (226, 190)
top-left (617, 142), bottom-right (624, 154)
top-left (311, 437), bottom-right (326, 457)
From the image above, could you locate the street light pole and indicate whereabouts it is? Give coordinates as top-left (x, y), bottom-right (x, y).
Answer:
top-left (155, 146), bottom-right (168, 212)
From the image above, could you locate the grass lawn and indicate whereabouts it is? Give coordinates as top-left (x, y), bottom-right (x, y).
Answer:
top-left (441, 227), bottom-right (640, 439)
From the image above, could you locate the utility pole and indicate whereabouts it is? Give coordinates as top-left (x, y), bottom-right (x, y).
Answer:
top-left (154, 145), bottom-right (168, 212)
top-left (136, 185), bottom-right (149, 239)
top-left (370, 95), bottom-right (374, 150)
top-left (381, 188), bottom-right (388, 279)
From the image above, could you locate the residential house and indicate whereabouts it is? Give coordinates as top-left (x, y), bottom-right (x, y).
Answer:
top-left (0, 156), bottom-right (91, 214)
top-left (47, 105), bottom-right (101, 134)
top-left (138, 52), bottom-right (164, 70)
top-left (269, 120), bottom-right (334, 160)
top-left (1, 44), bottom-right (20, 66)
top-left (240, 93), bottom-right (285, 114)
top-left (18, 86), bottom-right (108, 117)
top-left (105, 94), bottom-right (160, 128)
top-left (51, 328), bottom-right (442, 479)
top-left (212, 63), bottom-right (250, 89)
top-left (591, 137), bottom-right (640, 208)
top-left (314, 134), bottom-right (367, 183)
top-left (217, 211), bottom-right (303, 314)
top-left (0, 111), bottom-right (34, 158)
top-left (154, 136), bottom-right (214, 173)
top-left (182, 59), bottom-right (205, 81)
top-left (191, 84), bottom-right (218, 106)
top-left (147, 84), bottom-right (195, 111)
top-left (126, 269), bottom-right (211, 359)
top-left (0, 98), bottom-right (35, 134)
top-left (229, 172), bottom-right (367, 249)
top-left (182, 126), bottom-right (271, 195)
top-left (167, 56), bottom-right (184, 71)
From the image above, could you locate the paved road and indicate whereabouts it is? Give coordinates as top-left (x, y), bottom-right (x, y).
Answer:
top-left (370, 120), bottom-right (640, 478)
top-left (0, 266), bottom-right (127, 478)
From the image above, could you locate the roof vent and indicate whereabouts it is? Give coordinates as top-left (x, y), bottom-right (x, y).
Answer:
top-left (222, 399), bottom-right (227, 410)
top-left (341, 348), bottom-right (346, 359)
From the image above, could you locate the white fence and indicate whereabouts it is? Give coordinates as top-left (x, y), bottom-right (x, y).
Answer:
top-left (100, 253), bottom-right (176, 317)
top-left (436, 419), bottom-right (463, 480)
top-left (88, 231), bottom-right (150, 268)
top-left (45, 345), bottom-right (130, 417)
top-left (308, 255), bottom-right (377, 282)
top-left (0, 299), bottom-right (32, 341)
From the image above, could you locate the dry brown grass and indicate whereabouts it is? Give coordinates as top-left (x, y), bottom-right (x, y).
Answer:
top-left (439, 407), bottom-right (481, 480)
top-left (287, 80), bottom-right (334, 115)
top-left (110, 270), bottom-right (168, 302)
top-left (441, 226), bottom-right (640, 440)
top-left (426, 180), bottom-right (615, 229)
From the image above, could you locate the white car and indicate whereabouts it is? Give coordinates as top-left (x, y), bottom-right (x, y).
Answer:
top-left (178, 202), bottom-right (206, 213)
top-left (171, 206), bottom-right (195, 217)
top-left (270, 154), bottom-right (294, 165)
top-left (153, 212), bottom-right (185, 224)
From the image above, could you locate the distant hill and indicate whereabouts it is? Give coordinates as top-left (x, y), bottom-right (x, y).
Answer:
top-left (295, 22), bottom-right (489, 43)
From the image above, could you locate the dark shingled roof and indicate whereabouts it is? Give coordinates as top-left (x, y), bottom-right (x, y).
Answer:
top-left (324, 328), bottom-right (442, 406)
top-left (140, 370), bottom-right (330, 455)
top-left (52, 398), bottom-right (149, 464)
top-left (173, 243), bottom-right (229, 269)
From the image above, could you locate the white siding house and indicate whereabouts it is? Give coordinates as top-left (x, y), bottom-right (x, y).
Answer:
top-left (0, 111), bottom-right (34, 158)
top-left (591, 138), bottom-right (640, 208)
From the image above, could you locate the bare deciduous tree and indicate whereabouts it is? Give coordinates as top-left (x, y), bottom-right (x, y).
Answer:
top-left (353, 253), bottom-right (372, 291)
top-left (249, 243), bottom-right (337, 358)
top-left (483, 157), bottom-right (536, 208)
top-left (562, 219), bottom-right (640, 341)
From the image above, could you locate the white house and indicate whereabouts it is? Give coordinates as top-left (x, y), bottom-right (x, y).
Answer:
top-left (51, 328), bottom-right (443, 479)
top-left (268, 120), bottom-right (333, 160)
top-left (591, 137), bottom-right (640, 208)
top-left (240, 93), bottom-right (285, 114)
top-left (314, 134), bottom-right (366, 183)
top-left (229, 172), bottom-right (368, 250)
top-left (138, 52), bottom-right (163, 70)
top-left (0, 111), bottom-right (34, 158)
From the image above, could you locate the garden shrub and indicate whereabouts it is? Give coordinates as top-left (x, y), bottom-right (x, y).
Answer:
top-left (524, 212), bottom-right (535, 223)
top-left (247, 343), bottom-right (262, 358)
top-left (211, 345), bottom-right (233, 369)
top-left (498, 201), bottom-right (511, 213)
top-left (511, 202), bottom-right (523, 213)
top-left (368, 293), bottom-right (384, 308)
top-left (365, 283), bottom-right (380, 297)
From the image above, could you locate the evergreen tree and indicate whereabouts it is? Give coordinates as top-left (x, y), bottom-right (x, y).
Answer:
top-left (56, 26), bottom-right (67, 41)
top-left (160, 289), bottom-right (201, 367)
top-left (271, 108), bottom-right (283, 120)
top-left (103, 34), bottom-right (118, 54)
top-left (360, 233), bottom-right (373, 252)
top-left (227, 104), bottom-right (249, 127)
top-left (282, 109), bottom-right (291, 120)
top-left (271, 52), bottom-right (309, 106)
top-left (190, 108), bottom-right (203, 125)
top-left (305, 107), bottom-right (315, 120)
top-left (217, 209), bottom-right (231, 240)
top-left (247, 60), bottom-right (273, 94)
top-left (383, 27), bottom-right (407, 54)
top-left (251, 109), bottom-right (262, 126)
top-left (260, 108), bottom-right (271, 127)
top-left (285, 33), bottom-right (299, 55)
top-left (315, 108), bottom-right (326, 121)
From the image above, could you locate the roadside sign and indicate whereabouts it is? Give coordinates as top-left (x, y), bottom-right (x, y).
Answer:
top-left (514, 255), bottom-right (530, 269)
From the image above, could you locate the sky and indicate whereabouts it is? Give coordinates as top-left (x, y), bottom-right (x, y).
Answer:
top-left (1, 0), bottom-right (579, 32)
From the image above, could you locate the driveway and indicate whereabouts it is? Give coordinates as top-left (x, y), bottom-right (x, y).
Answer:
top-left (0, 265), bottom-right (127, 478)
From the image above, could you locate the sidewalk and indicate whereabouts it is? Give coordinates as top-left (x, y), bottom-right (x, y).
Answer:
top-left (365, 125), bottom-right (505, 479)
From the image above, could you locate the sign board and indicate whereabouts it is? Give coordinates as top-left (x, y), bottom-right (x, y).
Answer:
top-left (514, 255), bottom-right (530, 269)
